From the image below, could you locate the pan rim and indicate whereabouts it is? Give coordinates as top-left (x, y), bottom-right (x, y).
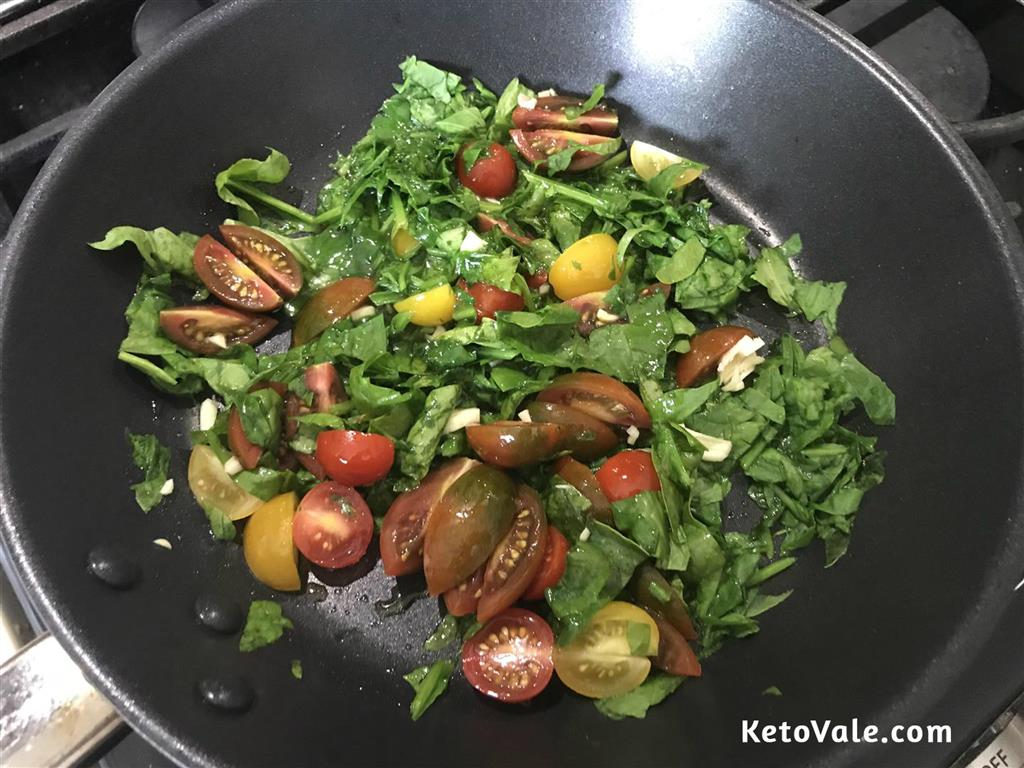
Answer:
top-left (0, 1), bottom-right (1021, 766)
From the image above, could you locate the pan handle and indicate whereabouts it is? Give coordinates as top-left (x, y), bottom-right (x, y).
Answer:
top-left (0, 632), bottom-right (123, 768)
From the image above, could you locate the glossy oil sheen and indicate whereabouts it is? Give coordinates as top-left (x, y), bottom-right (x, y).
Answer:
top-left (0, 1), bottom-right (1022, 767)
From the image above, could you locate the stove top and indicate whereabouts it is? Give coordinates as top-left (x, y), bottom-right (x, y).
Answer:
top-left (0, 1), bottom-right (1021, 766)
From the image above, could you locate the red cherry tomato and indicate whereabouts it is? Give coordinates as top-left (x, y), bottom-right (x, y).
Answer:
top-left (227, 407), bottom-right (262, 470)
top-left (596, 450), bottom-right (662, 503)
top-left (675, 325), bottom-right (753, 388)
top-left (466, 282), bottom-right (525, 321)
top-left (537, 372), bottom-right (651, 429)
top-left (219, 224), bottom-right (303, 298)
top-left (465, 421), bottom-right (567, 468)
top-left (476, 486), bottom-right (547, 622)
top-left (315, 430), bottom-right (394, 486)
top-left (461, 609), bottom-right (554, 703)
top-left (456, 142), bottom-right (518, 199)
top-left (509, 129), bottom-right (613, 172)
top-left (159, 305), bottom-right (277, 355)
top-left (553, 456), bottom-right (613, 524)
top-left (525, 271), bottom-right (548, 289)
top-left (443, 566), bottom-right (484, 617)
top-left (293, 482), bottom-right (373, 569)
top-left (475, 213), bottom-right (534, 248)
top-left (648, 610), bottom-right (702, 677)
top-left (304, 362), bottom-right (344, 412)
top-left (523, 527), bottom-right (569, 601)
top-left (192, 235), bottom-right (282, 312)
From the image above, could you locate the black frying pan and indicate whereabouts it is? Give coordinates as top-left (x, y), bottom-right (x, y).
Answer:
top-left (1, 1), bottom-right (1022, 766)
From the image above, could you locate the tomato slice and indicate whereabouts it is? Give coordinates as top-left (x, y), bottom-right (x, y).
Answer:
top-left (159, 305), bottom-right (277, 355)
top-left (219, 224), bottom-right (303, 298)
top-left (631, 563), bottom-right (697, 640)
top-left (456, 142), bottom-right (518, 199)
top-left (243, 492), bottom-right (300, 591)
top-left (187, 445), bottom-right (262, 522)
top-left (596, 450), bottom-right (662, 503)
top-left (477, 486), bottom-right (547, 622)
top-left (537, 372), bottom-right (651, 429)
top-left (291, 276), bottom-right (375, 347)
top-left (422, 465), bottom-right (516, 595)
top-left (379, 458), bottom-right (477, 576)
top-left (443, 565), bottom-right (484, 617)
top-left (526, 401), bottom-right (618, 461)
top-left (465, 421), bottom-right (568, 468)
top-left (475, 213), bottom-right (534, 248)
top-left (509, 129), bottom-right (615, 172)
top-left (552, 601), bottom-right (659, 699)
top-left (525, 271), bottom-right (548, 289)
top-left (227, 407), bottom-right (262, 470)
top-left (466, 282), bottom-right (525, 321)
top-left (553, 456), bottom-right (613, 524)
top-left (511, 95), bottom-right (619, 135)
top-left (304, 362), bottom-right (344, 412)
top-left (193, 235), bottom-right (282, 312)
top-left (315, 430), bottom-right (395, 486)
top-left (648, 609), bottom-right (702, 677)
top-left (522, 526), bottom-right (568, 601)
top-left (461, 609), bottom-right (554, 703)
top-left (675, 325), bottom-right (754, 388)
top-left (292, 482), bottom-right (373, 569)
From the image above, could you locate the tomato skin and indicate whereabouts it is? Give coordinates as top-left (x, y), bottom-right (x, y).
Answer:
top-left (466, 282), bottom-right (525, 321)
top-left (462, 609), bottom-right (554, 703)
top-left (465, 421), bottom-right (567, 468)
top-left (219, 224), bottom-right (303, 298)
top-left (648, 609), bottom-right (702, 677)
top-left (476, 485), bottom-right (547, 622)
top-left (510, 129), bottom-right (614, 172)
top-left (243, 492), bottom-right (300, 592)
top-left (511, 95), bottom-right (619, 135)
top-left (523, 526), bottom-right (569, 601)
top-left (304, 363), bottom-right (344, 412)
top-left (443, 566), bottom-right (484, 617)
top-left (292, 277), bottom-right (375, 346)
top-left (315, 430), bottom-right (395, 486)
top-left (292, 482), bottom-right (374, 569)
top-left (456, 142), bottom-right (518, 199)
top-left (596, 450), bottom-right (662, 503)
top-left (537, 372), bottom-right (651, 429)
top-left (227, 407), bottom-right (262, 470)
top-left (159, 305), bottom-right (277, 355)
top-left (379, 458), bottom-right (478, 576)
top-left (475, 213), bottom-right (534, 248)
top-left (525, 271), bottom-right (548, 289)
top-left (675, 325), bottom-right (753, 388)
top-left (526, 401), bottom-right (618, 462)
top-left (193, 235), bottom-right (282, 312)
top-left (553, 456), bottom-right (613, 524)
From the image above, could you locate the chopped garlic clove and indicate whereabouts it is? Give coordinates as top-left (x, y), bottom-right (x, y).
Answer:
top-left (717, 335), bottom-right (766, 392)
top-left (517, 93), bottom-right (537, 109)
top-left (625, 425), bottom-right (640, 446)
top-left (207, 333), bottom-right (228, 350)
top-left (518, 410), bottom-right (532, 422)
top-left (223, 456), bottom-right (244, 476)
top-left (579, 527), bottom-right (591, 542)
top-left (349, 305), bottom-right (377, 321)
top-left (159, 478), bottom-right (174, 496)
top-left (536, 88), bottom-right (558, 98)
top-left (460, 230), bottom-right (487, 252)
top-left (198, 398), bottom-right (219, 431)
top-left (682, 426), bottom-right (732, 462)
top-left (444, 407), bottom-right (481, 434)
top-left (153, 538), bottom-right (173, 550)
top-left (595, 309), bottom-right (621, 325)
top-left (538, 283), bottom-right (551, 295)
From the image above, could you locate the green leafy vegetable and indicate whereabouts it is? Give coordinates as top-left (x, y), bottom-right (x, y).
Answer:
top-left (239, 600), bottom-right (293, 652)
top-left (291, 660), bottom-right (303, 680)
top-left (403, 660), bottom-right (453, 721)
top-left (595, 674), bottom-right (684, 720)
top-left (126, 432), bottom-right (170, 512)
top-left (90, 227), bottom-right (199, 281)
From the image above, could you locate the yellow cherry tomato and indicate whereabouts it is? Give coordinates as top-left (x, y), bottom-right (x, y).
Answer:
top-left (630, 140), bottom-right (704, 189)
top-left (188, 445), bottom-right (262, 522)
top-left (552, 600), bottom-right (659, 699)
top-left (243, 492), bottom-right (301, 591)
top-left (549, 233), bottom-right (620, 300)
top-left (391, 227), bottom-right (420, 258)
top-left (394, 284), bottom-right (456, 326)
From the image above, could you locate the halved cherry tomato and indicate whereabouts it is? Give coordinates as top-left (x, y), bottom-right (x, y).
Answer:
top-left (511, 95), bottom-right (619, 135)
top-left (379, 458), bottom-right (477, 576)
top-left (391, 227), bottom-right (420, 258)
top-left (537, 372), bottom-right (651, 429)
top-left (292, 276), bottom-right (375, 347)
top-left (304, 363), bottom-right (344, 412)
top-left (552, 601), bottom-right (659, 698)
top-left (510, 129), bottom-right (616, 172)
top-left (675, 325), bottom-right (754, 388)
top-left (465, 421), bottom-right (568, 468)
top-left (187, 445), bottom-right (262, 522)
top-left (526, 401), bottom-right (618, 462)
top-left (315, 430), bottom-right (395, 486)
top-left (193, 235), bottom-right (282, 312)
top-left (159, 306), bottom-right (277, 355)
top-left (456, 142), bottom-right (518, 199)
top-left (227, 407), bottom-right (262, 470)
top-left (477, 486), bottom-right (547, 622)
top-left (462, 608), bottom-right (554, 703)
top-left (647, 609), bottom-right (702, 677)
top-left (243, 492), bottom-right (300, 591)
top-left (443, 566), bottom-right (484, 617)
top-left (631, 563), bottom-right (697, 640)
top-left (523, 526), bottom-right (568, 601)
top-left (466, 282), bottom-right (525, 321)
top-left (422, 465), bottom-right (516, 595)
top-left (596, 450), bottom-right (661, 503)
top-left (475, 213), bottom-right (534, 248)
top-left (393, 284), bottom-right (456, 326)
top-left (292, 482), bottom-right (373, 569)
top-left (553, 456), bottom-right (613, 524)
top-left (549, 233), bottom-right (620, 300)
top-left (219, 224), bottom-right (303, 298)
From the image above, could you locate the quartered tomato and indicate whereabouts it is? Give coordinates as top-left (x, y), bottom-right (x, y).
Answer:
top-left (227, 407), bottom-right (262, 470)
top-left (648, 609), bottom-right (702, 678)
top-left (553, 456), bottom-right (613, 524)
top-left (477, 486), bottom-right (547, 622)
top-left (526, 401), bottom-right (618, 462)
top-left (596, 450), bottom-right (661, 503)
top-left (304, 362), bottom-right (344, 412)
top-left (465, 421), bottom-right (567, 468)
top-left (443, 565), bottom-right (484, 617)
top-left (243, 492), bottom-right (300, 591)
top-left (475, 213), bottom-right (534, 248)
top-left (292, 482), bottom-right (373, 569)
top-left (675, 325), bottom-right (754, 388)
top-left (462, 609), bottom-right (554, 703)
top-left (292, 276), bottom-right (375, 347)
top-left (466, 282), bottom-right (525, 321)
top-left (315, 430), bottom-right (395, 486)
top-left (510, 129), bottom-right (616, 172)
top-left (549, 233), bottom-right (620, 300)
top-left (187, 445), bottom-right (262, 522)
top-left (422, 465), bottom-right (516, 595)
top-left (193, 235), bottom-right (282, 312)
top-left (456, 142), bottom-right (518, 199)
top-left (379, 458), bottom-right (477, 576)
top-left (159, 306), bottom-right (277, 355)
top-left (523, 526), bottom-right (569, 601)
top-left (631, 564), bottom-right (697, 640)
top-left (552, 601), bottom-right (659, 699)
top-left (537, 372), bottom-right (651, 429)
top-left (511, 95), bottom-right (619, 135)
top-left (219, 224), bottom-right (304, 298)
